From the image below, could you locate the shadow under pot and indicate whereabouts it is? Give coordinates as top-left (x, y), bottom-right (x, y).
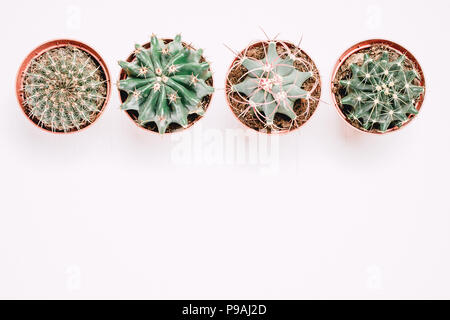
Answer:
top-left (225, 40), bottom-right (321, 134)
top-left (331, 39), bottom-right (426, 134)
top-left (16, 39), bottom-right (111, 134)
top-left (118, 35), bottom-right (215, 134)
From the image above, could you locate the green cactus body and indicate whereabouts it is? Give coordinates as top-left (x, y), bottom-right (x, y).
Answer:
top-left (23, 46), bottom-right (107, 132)
top-left (118, 35), bottom-right (214, 134)
top-left (339, 52), bottom-right (424, 132)
top-left (231, 41), bottom-right (313, 126)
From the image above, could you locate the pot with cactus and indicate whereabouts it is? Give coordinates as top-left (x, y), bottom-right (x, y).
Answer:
top-left (16, 39), bottom-right (111, 133)
top-left (118, 34), bottom-right (215, 134)
top-left (331, 39), bottom-right (426, 134)
top-left (225, 39), bottom-right (321, 134)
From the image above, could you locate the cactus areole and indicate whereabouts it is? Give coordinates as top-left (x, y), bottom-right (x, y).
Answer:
top-left (226, 40), bottom-right (321, 134)
top-left (332, 39), bottom-right (426, 134)
top-left (118, 35), bottom-right (214, 134)
top-left (16, 40), bottom-right (110, 133)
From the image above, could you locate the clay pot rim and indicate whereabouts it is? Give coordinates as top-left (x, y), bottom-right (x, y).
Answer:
top-left (330, 38), bottom-right (426, 135)
top-left (225, 39), bottom-right (322, 136)
top-left (15, 39), bottom-right (111, 134)
top-left (118, 38), bottom-right (215, 135)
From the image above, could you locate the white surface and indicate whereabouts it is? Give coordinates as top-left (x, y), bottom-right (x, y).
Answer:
top-left (0, 0), bottom-right (449, 300)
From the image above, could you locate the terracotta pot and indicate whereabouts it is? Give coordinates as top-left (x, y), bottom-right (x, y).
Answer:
top-left (331, 39), bottom-right (426, 134)
top-left (16, 39), bottom-right (111, 134)
top-left (118, 39), bottom-right (215, 134)
top-left (225, 40), bottom-right (322, 135)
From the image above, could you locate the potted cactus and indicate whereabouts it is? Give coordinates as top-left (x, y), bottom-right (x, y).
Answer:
top-left (118, 34), bottom-right (215, 134)
top-left (16, 40), bottom-right (111, 133)
top-left (331, 39), bottom-right (426, 134)
top-left (225, 39), bottom-right (321, 134)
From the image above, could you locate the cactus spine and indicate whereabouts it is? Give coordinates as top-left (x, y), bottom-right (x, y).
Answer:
top-left (118, 35), bottom-right (214, 134)
top-left (23, 46), bottom-right (107, 132)
top-left (339, 52), bottom-right (424, 132)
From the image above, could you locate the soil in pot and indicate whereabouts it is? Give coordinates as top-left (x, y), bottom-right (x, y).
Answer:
top-left (332, 41), bottom-right (425, 133)
top-left (118, 37), bottom-right (214, 134)
top-left (18, 42), bottom-right (109, 133)
top-left (226, 41), bottom-right (321, 134)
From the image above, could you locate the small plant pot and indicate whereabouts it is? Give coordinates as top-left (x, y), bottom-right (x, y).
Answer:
top-left (118, 37), bottom-right (214, 134)
top-left (331, 39), bottom-right (426, 134)
top-left (225, 40), bottom-right (321, 134)
top-left (16, 39), bottom-right (111, 134)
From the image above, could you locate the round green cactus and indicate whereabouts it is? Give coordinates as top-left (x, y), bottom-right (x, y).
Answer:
top-left (23, 46), bottom-right (107, 132)
top-left (118, 35), bottom-right (214, 134)
top-left (339, 52), bottom-right (425, 132)
top-left (230, 41), bottom-right (314, 127)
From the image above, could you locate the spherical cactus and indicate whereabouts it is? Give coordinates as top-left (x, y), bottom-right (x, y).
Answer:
top-left (118, 34), bottom-right (214, 134)
top-left (226, 40), bottom-right (321, 133)
top-left (339, 51), bottom-right (425, 132)
top-left (22, 45), bottom-right (108, 132)
top-left (231, 41), bottom-right (313, 127)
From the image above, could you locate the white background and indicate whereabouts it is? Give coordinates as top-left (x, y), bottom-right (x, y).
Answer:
top-left (0, 0), bottom-right (449, 299)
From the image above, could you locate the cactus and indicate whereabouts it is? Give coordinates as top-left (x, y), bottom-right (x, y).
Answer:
top-left (118, 35), bottom-right (214, 134)
top-left (229, 41), bottom-right (316, 128)
top-left (339, 52), bottom-right (425, 132)
top-left (23, 46), bottom-right (107, 132)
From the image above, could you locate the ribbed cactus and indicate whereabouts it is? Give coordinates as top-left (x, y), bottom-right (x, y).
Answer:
top-left (118, 34), bottom-right (214, 134)
top-left (231, 41), bottom-right (313, 127)
top-left (23, 46), bottom-right (107, 132)
top-left (339, 52), bottom-right (424, 132)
